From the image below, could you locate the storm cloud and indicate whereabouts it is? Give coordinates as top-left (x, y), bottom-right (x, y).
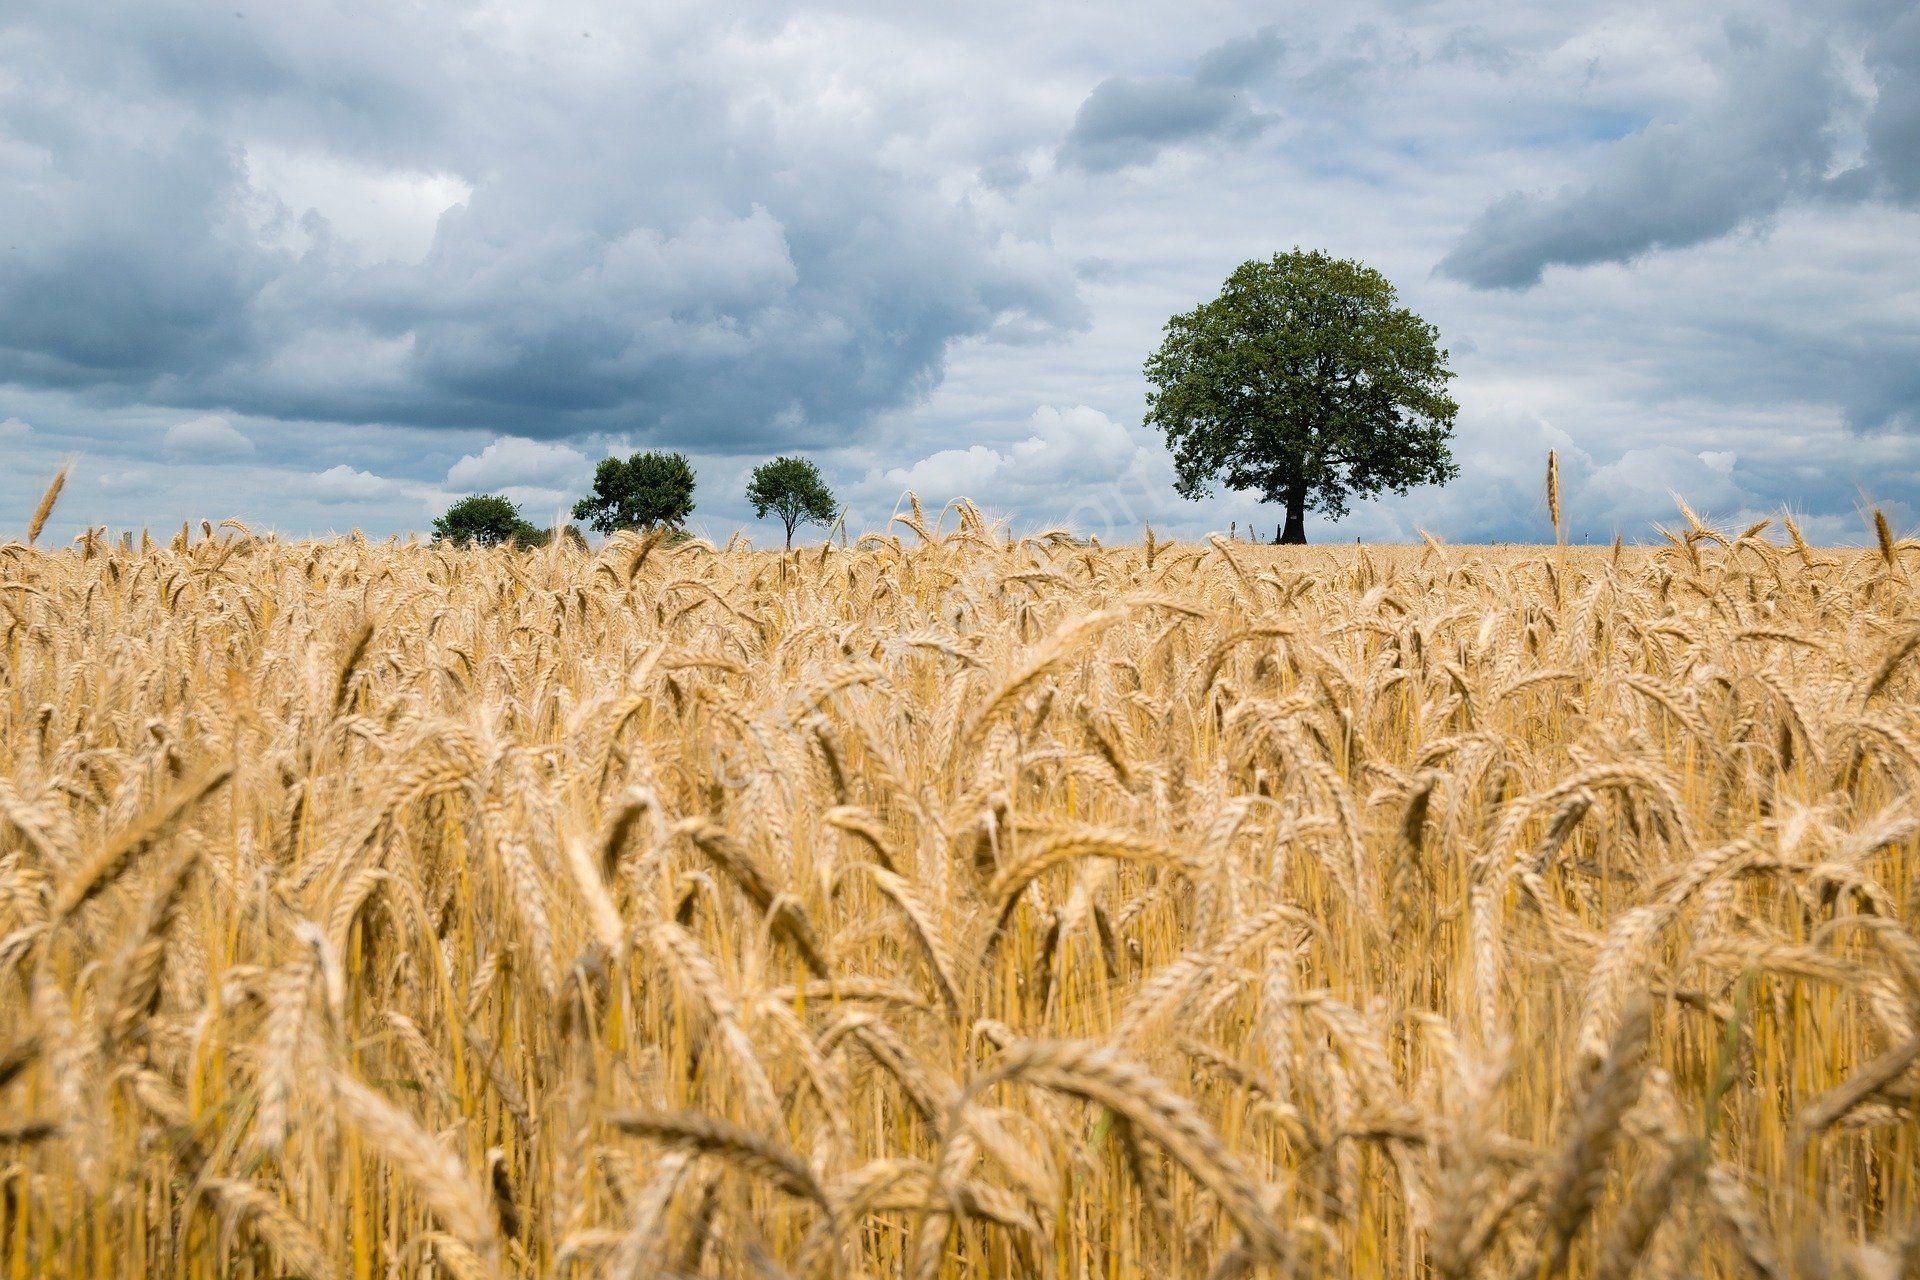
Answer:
top-left (1440, 2), bottom-right (1920, 290)
top-left (1437, 36), bottom-right (1844, 289)
top-left (0, 0), bottom-right (1084, 445)
top-left (1860, 5), bottom-right (1920, 203)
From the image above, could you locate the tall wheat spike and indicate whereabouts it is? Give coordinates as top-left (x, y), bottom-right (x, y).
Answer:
top-left (24, 465), bottom-right (67, 545)
top-left (1546, 449), bottom-right (1562, 544)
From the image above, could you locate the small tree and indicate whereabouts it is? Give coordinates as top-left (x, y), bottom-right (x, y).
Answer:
top-left (1144, 249), bottom-right (1459, 544)
top-left (433, 494), bottom-right (541, 547)
top-left (572, 451), bottom-right (697, 534)
top-left (746, 456), bottom-right (839, 550)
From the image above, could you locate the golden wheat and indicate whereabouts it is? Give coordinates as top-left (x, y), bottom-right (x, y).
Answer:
top-left (0, 504), bottom-right (1916, 1278)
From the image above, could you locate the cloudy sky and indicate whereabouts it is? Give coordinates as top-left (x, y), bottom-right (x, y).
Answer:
top-left (2, 0), bottom-right (1916, 545)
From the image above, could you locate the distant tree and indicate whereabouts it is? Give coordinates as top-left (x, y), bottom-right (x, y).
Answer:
top-left (1144, 249), bottom-right (1459, 544)
top-left (746, 456), bottom-right (839, 550)
top-left (433, 494), bottom-right (541, 547)
top-left (520, 524), bottom-right (589, 550)
top-left (572, 451), bottom-right (697, 534)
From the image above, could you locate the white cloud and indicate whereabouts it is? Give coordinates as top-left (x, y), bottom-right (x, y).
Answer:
top-left (242, 146), bottom-right (472, 265)
top-left (496, 487), bottom-right (577, 523)
top-left (882, 405), bottom-right (1145, 499)
top-left (310, 465), bottom-right (395, 503)
top-left (445, 437), bottom-right (592, 493)
top-left (94, 470), bottom-right (149, 494)
top-left (0, 417), bottom-right (29, 441)
top-left (884, 444), bottom-right (1009, 498)
top-left (1586, 446), bottom-right (1752, 525)
top-left (872, 404), bottom-right (1197, 539)
top-left (162, 415), bottom-right (254, 459)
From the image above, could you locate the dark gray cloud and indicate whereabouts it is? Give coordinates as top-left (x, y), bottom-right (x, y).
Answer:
top-left (1861, 6), bottom-right (1920, 202)
top-left (0, 121), bottom-right (271, 387)
top-left (1057, 27), bottom-right (1282, 173)
top-left (0, 1), bottom-right (1085, 448)
top-left (1441, 2), bottom-right (1920, 291)
top-left (1193, 27), bottom-right (1287, 89)
top-left (1438, 35), bottom-right (1843, 289)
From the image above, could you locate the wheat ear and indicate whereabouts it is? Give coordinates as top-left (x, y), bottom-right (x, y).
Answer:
top-left (54, 765), bottom-right (231, 920)
top-left (609, 1109), bottom-right (829, 1208)
top-left (25, 465), bottom-right (67, 545)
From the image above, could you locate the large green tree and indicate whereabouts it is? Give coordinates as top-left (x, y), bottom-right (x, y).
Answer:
top-left (572, 451), bottom-right (697, 534)
top-left (746, 455), bottom-right (838, 550)
top-left (432, 494), bottom-right (541, 547)
top-left (1144, 250), bottom-right (1459, 544)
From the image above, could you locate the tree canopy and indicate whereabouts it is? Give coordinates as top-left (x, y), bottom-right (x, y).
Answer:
top-left (572, 451), bottom-right (697, 534)
top-left (1143, 249), bottom-right (1459, 544)
top-left (432, 494), bottom-right (541, 547)
top-left (746, 455), bottom-right (839, 550)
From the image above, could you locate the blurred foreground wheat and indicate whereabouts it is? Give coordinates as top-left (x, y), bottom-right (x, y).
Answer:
top-left (2, 502), bottom-right (1918, 1279)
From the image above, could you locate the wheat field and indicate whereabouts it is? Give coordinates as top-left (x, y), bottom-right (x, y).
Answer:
top-left (2, 500), bottom-right (1918, 1279)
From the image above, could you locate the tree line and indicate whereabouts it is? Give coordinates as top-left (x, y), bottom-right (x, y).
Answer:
top-left (437, 249), bottom-right (1461, 550)
top-left (433, 452), bottom-right (838, 550)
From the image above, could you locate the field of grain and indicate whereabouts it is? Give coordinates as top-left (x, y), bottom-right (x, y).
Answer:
top-left (2, 503), bottom-right (1917, 1279)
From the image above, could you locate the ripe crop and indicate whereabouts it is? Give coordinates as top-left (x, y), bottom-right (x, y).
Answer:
top-left (1, 502), bottom-right (1916, 1278)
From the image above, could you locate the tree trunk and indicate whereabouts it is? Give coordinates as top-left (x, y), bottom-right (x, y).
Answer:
top-left (1277, 487), bottom-right (1307, 545)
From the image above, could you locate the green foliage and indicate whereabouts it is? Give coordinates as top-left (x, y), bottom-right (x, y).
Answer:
top-left (520, 524), bottom-right (589, 550)
top-left (572, 451), bottom-right (697, 533)
top-left (433, 495), bottom-right (586, 550)
top-left (432, 493), bottom-right (542, 547)
top-left (1143, 249), bottom-right (1459, 543)
top-left (746, 455), bottom-right (839, 549)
